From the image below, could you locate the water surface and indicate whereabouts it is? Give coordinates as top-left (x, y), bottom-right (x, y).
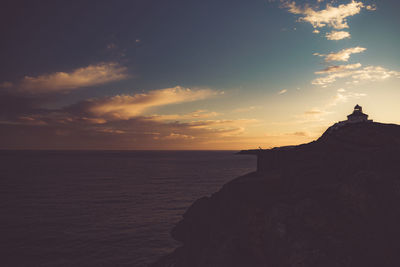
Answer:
top-left (0, 150), bottom-right (255, 266)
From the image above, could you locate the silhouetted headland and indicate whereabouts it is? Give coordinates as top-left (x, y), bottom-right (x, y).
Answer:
top-left (152, 105), bottom-right (400, 267)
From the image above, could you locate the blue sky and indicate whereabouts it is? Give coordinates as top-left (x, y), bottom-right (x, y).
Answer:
top-left (1, 0), bottom-right (399, 149)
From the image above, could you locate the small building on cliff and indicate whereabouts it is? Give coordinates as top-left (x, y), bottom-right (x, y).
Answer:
top-left (328, 104), bottom-right (373, 131)
top-left (347, 104), bottom-right (369, 123)
top-left (239, 105), bottom-right (374, 172)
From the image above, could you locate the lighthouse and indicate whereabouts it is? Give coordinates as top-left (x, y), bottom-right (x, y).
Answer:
top-left (346, 104), bottom-right (369, 123)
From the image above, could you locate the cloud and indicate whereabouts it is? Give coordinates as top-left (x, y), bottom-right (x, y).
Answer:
top-left (186, 119), bottom-right (257, 130)
top-left (17, 116), bottom-right (48, 126)
top-left (0, 109), bottom-right (258, 149)
top-left (0, 86), bottom-right (227, 125)
top-left (232, 106), bottom-right (261, 113)
top-left (366, 5), bottom-right (377, 11)
top-left (148, 110), bottom-right (219, 121)
top-left (294, 108), bottom-right (329, 123)
top-left (314, 47), bottom-right (366, 62)
top-left (278, 89), bottom-right (288, 95)
top-left (160, 133), bottom-right (195, 140)
top-left (313, 65), bottom-right (400, 86)
top-left (282, 0), bottom-right (368, 29)
top-left (304, 108), bottom-right (324, 115)
top-left (325, 30), bottom-right (351, 40)
top-left (78, 87), bottom-right (220, 120)
top-left (0, 86), bottom-right (221, 128)
top-left (315, 63), bottom-right (362, 74)
top-left (350, 66), bottom-right (400, 82)
top-left (185, 119), bottom-right (257, 136)
top-left (0, 81), bottom-right (13, 88)
top-left (287, 131), bottom-right (308, 137)
top-left (328, 89), bottom-right (366, 107)
top-left (96, 127), bottom-right (126, 134)
top-left (295, 88), bottom-right (366, 125)
top-left (14, 62), bottom-right (128, 93)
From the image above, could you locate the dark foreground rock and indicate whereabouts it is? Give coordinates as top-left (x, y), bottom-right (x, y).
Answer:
top-left (152, 122), bottom-right (400, 267)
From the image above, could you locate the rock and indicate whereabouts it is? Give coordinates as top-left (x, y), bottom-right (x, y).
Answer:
top-left (151, 122), bottom-right (400, 267)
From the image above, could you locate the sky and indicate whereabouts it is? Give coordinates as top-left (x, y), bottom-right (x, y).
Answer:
top-left (1, 0), bottom-right (399, 150)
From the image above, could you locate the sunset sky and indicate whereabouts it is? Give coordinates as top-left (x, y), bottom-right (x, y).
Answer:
top-left (1, 0), bottom-right (399, 150)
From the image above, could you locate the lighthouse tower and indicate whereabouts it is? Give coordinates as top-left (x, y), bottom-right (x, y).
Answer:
top-left (328, 105), bottom-right (373, 132)
top-left (346, 104), bottom-right (369, 123)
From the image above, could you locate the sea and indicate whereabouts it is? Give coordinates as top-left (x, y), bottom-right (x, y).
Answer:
top-left (0, 150), bottom-right (255, 267)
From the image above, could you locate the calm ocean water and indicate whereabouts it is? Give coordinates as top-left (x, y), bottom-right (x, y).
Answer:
top-left (0, 150), bottom-right (255, 267)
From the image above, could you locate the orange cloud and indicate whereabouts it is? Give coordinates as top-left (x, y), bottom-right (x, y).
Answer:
top-left (185, 119), bottom-right (257, 137)
top-left (17, 62), bottom-right (128, 93)
top-left (161, 133), bottom-right (195, 140)
top-left (86, 87), bottom-right (220, 120)
top-left (147, 110), bottom-right (219, 121)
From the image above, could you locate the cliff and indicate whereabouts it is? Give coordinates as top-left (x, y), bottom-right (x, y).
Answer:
top-left (152, 122), bottom-right (400, 267)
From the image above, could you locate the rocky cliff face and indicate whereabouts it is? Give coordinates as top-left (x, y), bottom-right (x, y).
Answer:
top-left (152, 122), bottom-right (400, 267)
